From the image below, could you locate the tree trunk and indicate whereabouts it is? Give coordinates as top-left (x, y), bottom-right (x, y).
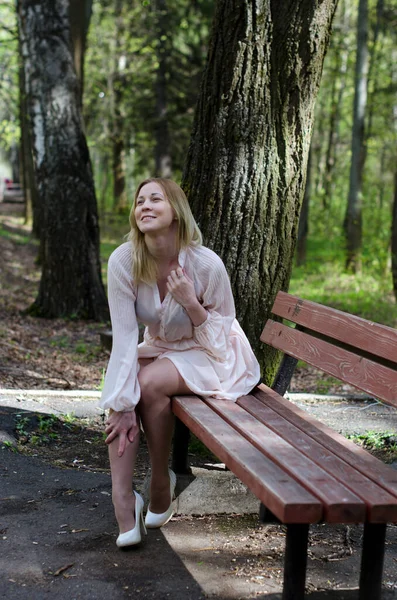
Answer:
top-left (111, 0), bottom-right (128, 212)
top-left (18, 35), bottom-right (40, 235)
top-left (296, 146), bottom-right (312, 267)
top-left (344, 0), bottom-right (368, 273)
top-left (392, 169), bottom-right (397, 302)
top-left (323, 18), bottom-right (349, 207)
top-left (18, 0), bottom-right (109, 321)
top-left (69, 0), bottom-right (93, 106)
top-left (182, 0), bottom-right (337, 380)
top-left (154, 0), bottom-right (172, 178)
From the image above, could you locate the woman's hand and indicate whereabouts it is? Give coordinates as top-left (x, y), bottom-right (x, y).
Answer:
top-left (167, 268), bottom-right (208, 327)
top-left (166, 268), bottom-right (198, 309)
top-left (105, 410), bottom-right (139, 457)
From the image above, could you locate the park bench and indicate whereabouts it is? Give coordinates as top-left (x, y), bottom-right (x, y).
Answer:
top-left (171, 291), bottom-right (397, 600)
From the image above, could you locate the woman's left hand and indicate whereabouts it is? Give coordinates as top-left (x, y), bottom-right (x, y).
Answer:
top-left (105, 410), bottom-right (139, 457)
top-left (167, 268), bottom-right (198, 309)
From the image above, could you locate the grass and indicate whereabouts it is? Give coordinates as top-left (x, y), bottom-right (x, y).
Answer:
top-left (14, 413), bottom-right (62, 445)
top-left (0, 222), bottom-right (36, 246)
top-left (290, 238), bottom-right (397, 327)
top-left (346, 431), bottom-right (397, 463)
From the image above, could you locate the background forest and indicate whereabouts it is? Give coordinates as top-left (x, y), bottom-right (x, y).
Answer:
top-left (1, 0), bottom-right (397, 353)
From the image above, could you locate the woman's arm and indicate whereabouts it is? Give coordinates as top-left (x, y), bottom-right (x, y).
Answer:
top-left (100, 247), bottom-right (141, 412)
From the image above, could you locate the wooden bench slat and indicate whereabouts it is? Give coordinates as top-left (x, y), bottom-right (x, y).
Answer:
top-left (253, 384), bottom-right (397, 502)
top-left (204, 397), bottom-right (366, 523)
top-left (235, 394), bottom-right (397, 523)
top-left (261, 320), bottom-right (397, 408)
top-left (172, 395), bottom-right (323, 523)
top-left (271, 291), bottom-right (397, 364)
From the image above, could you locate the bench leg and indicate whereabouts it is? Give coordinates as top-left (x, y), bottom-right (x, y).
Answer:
top-left (259, 503), bottom-right (281, 524)
top-left (282, 524), bottom-right (309, 600)
top-left (171, 417), bottom-right (192, 475)
top-left (272, 354), bottom-right (299, 396)
top-left (359, 523), bottom-right (387, 600)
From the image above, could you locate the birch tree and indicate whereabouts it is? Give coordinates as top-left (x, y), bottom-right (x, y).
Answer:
top-left (17, 0), bottom-right (108, 320)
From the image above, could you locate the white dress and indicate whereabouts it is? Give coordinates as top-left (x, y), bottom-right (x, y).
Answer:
top-left (100, 242), bottom-right (260, 412)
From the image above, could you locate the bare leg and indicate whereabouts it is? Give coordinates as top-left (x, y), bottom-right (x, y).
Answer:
top-left (108, 431), bottom-right (140, 533)
top-left (108, 358), bottom-right (153, 533)
top-left (138, 358), bottom-right (191, 513)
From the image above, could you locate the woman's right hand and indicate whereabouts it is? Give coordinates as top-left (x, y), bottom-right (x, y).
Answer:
top-left (105, 410), bottom-right (139, 457)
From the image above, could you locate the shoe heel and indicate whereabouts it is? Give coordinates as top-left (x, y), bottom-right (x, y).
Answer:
top-left (140, 510), bottom-right (147, 535)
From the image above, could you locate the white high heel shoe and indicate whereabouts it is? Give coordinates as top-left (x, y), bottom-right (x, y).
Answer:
top-left (145, 469), bottom-right (177, 529)
top-left (116, 491), bottom-right (146, 548)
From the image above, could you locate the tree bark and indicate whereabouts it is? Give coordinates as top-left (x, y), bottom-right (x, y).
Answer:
top-left (18, 0), bottom-right (109, 320)
top-left (182, 0), bottom-right (337, 379)
top-left (344, 0), bottom-right (368, 273)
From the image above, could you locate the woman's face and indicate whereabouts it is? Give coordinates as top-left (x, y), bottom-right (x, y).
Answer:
top-left (134, 182), bottom-right (176, 235)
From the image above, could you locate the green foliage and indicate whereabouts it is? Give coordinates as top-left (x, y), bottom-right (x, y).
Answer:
top-left (0, 2), bottom-right (19, 154)
top-left (0, 224), bottom-right (35, 246)
top-left (188, 434), bottom-right (218, 462)
top-left (346, 430), bottom-right (397, 462)
top-left (13, 413), bottom-right (78, 446)
top-left (84, 0), bottom-right (213, 212)
top-left (98, 368), bottom-right (106, 392)
top-left (290, 237), bottom-right (397, 326)
top-left (49, 336), bottom-right (68, 349)
top-left (1, 440), bottom-right (18, 452)
top-left (307, 0), bottom-right (397, 280)
top-left (75, 341), bottom-right (88, 354)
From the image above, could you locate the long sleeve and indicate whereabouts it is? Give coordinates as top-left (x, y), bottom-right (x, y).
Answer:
top-left (100, 245), bottom-right (141, 412)
top-left (192, 250), bottom-right (235, 362)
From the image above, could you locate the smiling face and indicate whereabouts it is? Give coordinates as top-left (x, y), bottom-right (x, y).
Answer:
top-left (134, 181), bottom-right (176, 235)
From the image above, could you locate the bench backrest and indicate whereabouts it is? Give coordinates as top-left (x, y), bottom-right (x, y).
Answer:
top-left (261, 291), bottom-right (397, 408)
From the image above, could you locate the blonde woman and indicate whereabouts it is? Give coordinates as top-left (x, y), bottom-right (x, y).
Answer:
top-left (101, 178), bottom-right (260, 547)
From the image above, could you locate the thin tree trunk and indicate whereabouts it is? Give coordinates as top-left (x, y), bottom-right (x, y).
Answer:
top-left (312, 96), bottom-right (327, 199)
top-left (154, 0), bottom-right (171, 178)
top-left (344, 0), bottom-right (368, 272)
top-left (69, 0), bottom-right (93, 106)
top-left (296, 146), bottom-right (312, 267)
top-left (392, 169), bottom-right (397, 302)
top-left (111, 0), bottom-right (128, 212)
top-left (18, 0), bottom-right (108, 320)
top-left (18, 33), bottom-right (39, 234)
top-left (323, 31), bottom-right (348, 206)
top-left (182, 0), bottom-right (337, 379)
top-left (365, 0), bottom-right (384, 143)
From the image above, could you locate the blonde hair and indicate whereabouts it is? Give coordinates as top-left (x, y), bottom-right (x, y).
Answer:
top-left (128, 178), bottom-right (202, 284)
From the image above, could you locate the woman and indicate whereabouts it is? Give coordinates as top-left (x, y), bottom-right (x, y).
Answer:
top-left (101, 178), bottom-right (260, 548)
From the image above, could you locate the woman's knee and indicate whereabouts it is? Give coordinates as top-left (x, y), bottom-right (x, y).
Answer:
top-left (138, 367), bottom-right (165, 401)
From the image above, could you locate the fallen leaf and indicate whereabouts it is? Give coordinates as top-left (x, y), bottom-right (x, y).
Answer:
top-left (54, 563), bottom-right (74, 576)
top-left (71, 529), bottom-right (89, 534)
